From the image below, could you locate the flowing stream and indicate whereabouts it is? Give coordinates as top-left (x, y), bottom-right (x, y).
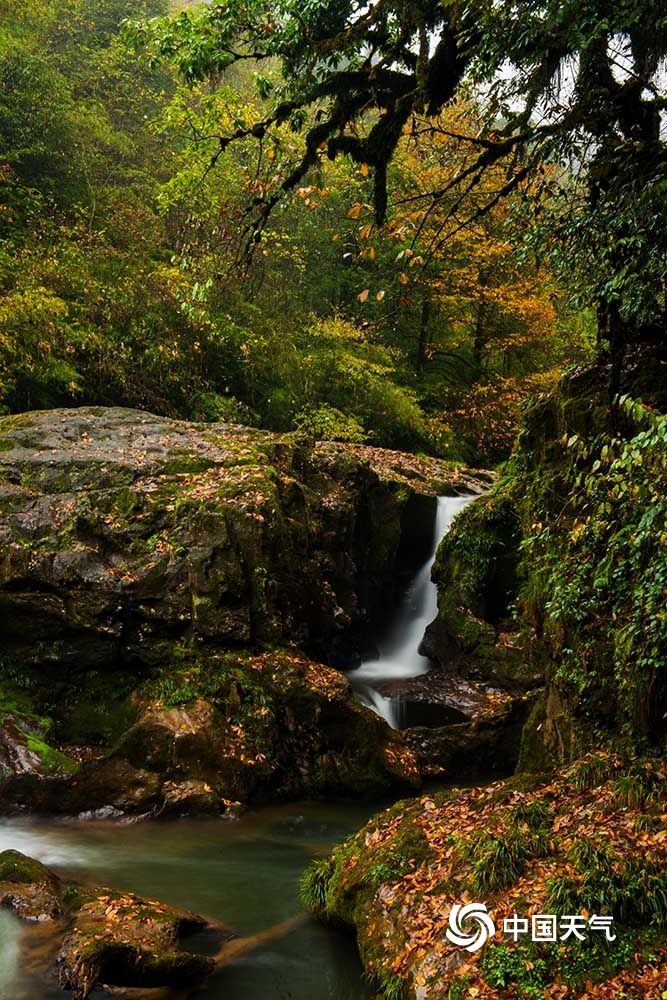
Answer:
top-left (0, 494), bottom-right (474, 999)
top-left (347, 495), bottom-right (475, 728)
top-left (0, 801), bottom-right (382, 999)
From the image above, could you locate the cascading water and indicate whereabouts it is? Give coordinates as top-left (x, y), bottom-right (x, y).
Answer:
top-left (347, 494), bottom-right (475, 728)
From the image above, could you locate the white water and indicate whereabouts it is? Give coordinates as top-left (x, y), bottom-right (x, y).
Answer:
top-left (347, 495), bottom-right (475, 728)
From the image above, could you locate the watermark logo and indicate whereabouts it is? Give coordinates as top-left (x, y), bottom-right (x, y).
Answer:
top-left (445, 905), bottom-right (615, 951)
top-left (445, 903), bottom-right (496, 952)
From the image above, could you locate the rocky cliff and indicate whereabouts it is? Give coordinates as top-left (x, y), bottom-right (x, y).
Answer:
top-left (0, 406), bottom-right (486, 813)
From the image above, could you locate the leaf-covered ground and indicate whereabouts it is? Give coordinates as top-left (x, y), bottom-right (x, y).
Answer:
top-left (303, 751), bottom-right (667, 999)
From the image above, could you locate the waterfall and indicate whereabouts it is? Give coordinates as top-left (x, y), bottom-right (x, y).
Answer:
top-left (347, 494), bottom-right (475, 728)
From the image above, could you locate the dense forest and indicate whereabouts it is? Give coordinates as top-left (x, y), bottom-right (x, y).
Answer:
top-left (0, 0), bottom-right (596, 464)
top-left (0, 1), bottom-right (665, 999)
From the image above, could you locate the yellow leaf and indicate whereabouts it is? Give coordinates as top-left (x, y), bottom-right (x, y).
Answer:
top-left (399, 272), bottom-right (409, 285)
top-left (358, 289), bottom-right (369, 303)
top-left (347, 203), bottom-right (362, 220)
top-left (360, 163), bottom-right (369, 177)
top-left (376, 290), bottom-right (386, 301)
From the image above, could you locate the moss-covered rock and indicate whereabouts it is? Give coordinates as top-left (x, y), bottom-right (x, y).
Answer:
top-left (0, 849), bottom-right (63, 921)
top-left (303, 752), bottom-right (667, 999)
top-left (0, 849), bottom-right (229, 998)
top-left (0, 681), bottom-right (78, 796)
top-left (0, 407), bottom-right (480, 662)
top-left (2, 648), bottom-right (420, 816)
top-left (0, 406), bottom-right (490, 812)
top-left (423, 482), bottom-right (541, 693)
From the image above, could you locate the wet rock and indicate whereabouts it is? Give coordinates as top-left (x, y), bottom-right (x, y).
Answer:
top-left (403, 691), bottom-right (536, 778)
top-left (68, 758), bottom-right (163, 815)
top-left (0, 718), bottom-right (49, 782)
top-left (0, 849), bottom-right (230, 999)
top-left (0, 850), bottom-right (63, 921)
top-left (0, 710), bottom-right (78, 811)
top-left (158, 778), bottom-right (228, 816)
top-left (0, 407), bottom-right (482, 664)
top-left (424, 486), bottom-right (542, 692)
top-left (380, 671), bottom-right (536, 777)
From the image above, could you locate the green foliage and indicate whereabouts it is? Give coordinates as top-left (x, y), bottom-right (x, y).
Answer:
top-left (299, 857), bottom-right (333, 913)
top-left (368, 971), bottom-right (404, 1000)
top-left (0, 0), bottom-right (591, 462)
top-left (482, 932), bottom-right (647, 995)
top-left (512, 798), bottom-right (551, 830)
top-left (445, 977), bottom-right (472, 1000)
top-left (613, 763), bottom-right (662, 811)
top-left (568, 754), bottom-right (623, 793)
top-left (548, 844), bottom-right (667, 927)
top-left (521, 399), bottom-right (667, 739)
top-left (483, 944), bottom-right (550, 994)
top-left (295, 404), bottom-right (367, 443)
top-left (465, 826), bottom-right (550, 894)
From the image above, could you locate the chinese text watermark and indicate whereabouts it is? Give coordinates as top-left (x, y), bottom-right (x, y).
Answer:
top-left (446, 903), bottom-right (616, 953)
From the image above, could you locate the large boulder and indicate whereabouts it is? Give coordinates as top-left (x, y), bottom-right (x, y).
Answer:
top-left (0, 407), bottom-right (479, 667)
top-left (302, 753), bottom-right (667, 999)
top-left (0, 407), bottom-right (490, 811)
top-left (3, 650), bottom-right (420, 816)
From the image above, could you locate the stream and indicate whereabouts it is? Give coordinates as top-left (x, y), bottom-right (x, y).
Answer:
top-left (0, 494), bottom-right (472, 999)
top-left (0, 802), bottom-right (381, 999)
top-left (347, 494), bottom-right (475, 728)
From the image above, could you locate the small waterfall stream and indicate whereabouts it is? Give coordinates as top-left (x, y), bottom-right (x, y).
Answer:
top-left (347, 495), bottom-right (475, 728)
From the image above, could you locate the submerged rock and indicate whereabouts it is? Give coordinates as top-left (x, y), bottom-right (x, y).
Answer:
top-left (0, 849), bottom-right (228, 998)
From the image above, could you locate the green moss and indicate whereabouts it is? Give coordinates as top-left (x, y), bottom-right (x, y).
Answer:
top-left (0, 850), bottom-right (54, 884)
top-left (433, 478), bottom-right (522, 623)
top-left (300, 802), bottom-right (433, 926)
top-left (0, 413), bottom-right (32, 434)
top-left (24, 734), bottom-right (78, 774)
top-left (159, 451), bottom-right (217, 475)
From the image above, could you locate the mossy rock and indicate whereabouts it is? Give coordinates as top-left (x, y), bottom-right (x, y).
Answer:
top-left (303, 753), bottom-right (667, 998)
top-left (0, 850), bottom-right (230, 999)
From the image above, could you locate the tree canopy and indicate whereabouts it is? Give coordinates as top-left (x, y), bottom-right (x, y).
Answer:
top-left (134, 0), bottom-right (667, 368)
